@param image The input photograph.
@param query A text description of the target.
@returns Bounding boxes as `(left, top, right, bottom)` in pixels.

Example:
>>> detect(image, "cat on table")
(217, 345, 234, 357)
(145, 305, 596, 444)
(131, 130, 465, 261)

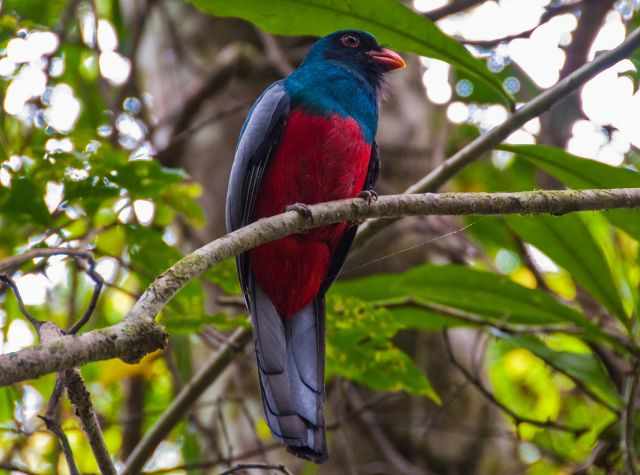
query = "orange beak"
(368, 48, 407, 71)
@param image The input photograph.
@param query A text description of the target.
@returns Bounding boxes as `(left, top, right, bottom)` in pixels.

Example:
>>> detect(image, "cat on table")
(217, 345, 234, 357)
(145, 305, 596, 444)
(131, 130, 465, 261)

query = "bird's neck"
(285, 62, 379, 143)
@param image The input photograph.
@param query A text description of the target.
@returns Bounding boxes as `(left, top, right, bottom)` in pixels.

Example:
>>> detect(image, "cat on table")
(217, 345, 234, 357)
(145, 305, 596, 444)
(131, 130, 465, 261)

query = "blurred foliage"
(0, 0, 639, 474)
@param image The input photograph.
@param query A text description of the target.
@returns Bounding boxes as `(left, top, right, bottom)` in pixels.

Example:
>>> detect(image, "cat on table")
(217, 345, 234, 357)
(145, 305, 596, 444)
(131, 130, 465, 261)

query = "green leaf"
(505, 214, 627, 322)
(500, 144, 640, 241)
(4, 0, 66, 27)
(326, 295, 439, 402)
(0, 176, 50, 226)
(188, 0, 513, 107)
(204, 258, 241, 295)
(0, 386, 19, 422)
(334, 264, 589, 327)
(494, 332, 622, 411)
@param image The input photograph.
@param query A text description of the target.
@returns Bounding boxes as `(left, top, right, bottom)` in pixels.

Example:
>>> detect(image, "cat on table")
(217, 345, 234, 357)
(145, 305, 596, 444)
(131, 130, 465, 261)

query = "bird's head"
(303, 30, 406, 89)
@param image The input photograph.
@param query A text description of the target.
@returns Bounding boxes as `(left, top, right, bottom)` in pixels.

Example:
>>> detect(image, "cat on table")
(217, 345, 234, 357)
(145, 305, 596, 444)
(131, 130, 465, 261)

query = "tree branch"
(63, 368, 117, 475)
(623, 365, 639, 475)
(122, 328, 252, 475)
(38, 323, 117, 475)
(2, 188, 640, 387)
(353, 26, 640, 247)
(442, 329, 586, 434)
(219, 463, 293, 475)
(461, 1, 584, 48)
(425, 0, 487, 21)
(0, 317, 167, 386)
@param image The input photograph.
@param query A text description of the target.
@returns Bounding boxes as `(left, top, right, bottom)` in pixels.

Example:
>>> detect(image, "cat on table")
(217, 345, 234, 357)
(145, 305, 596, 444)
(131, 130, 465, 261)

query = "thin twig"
(0, 247, 90, 273)
(461, 1, 584, 48)
(141, 443, 282, 475)
(38, 323, 117, 475)
(442, 329, 586, 434)
(68, 256, 103, 334)
(354, 26, 640, 248)
(218, 463, 293, 475)
(0, 463, 39, 475)
(38, 414, 80, 475)
(63, 368, 117, 475)
(623, 364, 640, 475)
(425, 0, 487, 21)
(0, 274, 42, 328)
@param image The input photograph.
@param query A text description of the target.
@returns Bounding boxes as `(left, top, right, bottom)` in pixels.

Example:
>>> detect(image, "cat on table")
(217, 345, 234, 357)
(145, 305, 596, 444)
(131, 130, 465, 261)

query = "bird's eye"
(340, 34, 360, 48)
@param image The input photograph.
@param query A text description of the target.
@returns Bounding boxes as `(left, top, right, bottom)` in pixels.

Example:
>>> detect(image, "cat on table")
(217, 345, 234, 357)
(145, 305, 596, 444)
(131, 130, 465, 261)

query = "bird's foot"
(358, 189, 378, 205)
(286, 202, 313, 221)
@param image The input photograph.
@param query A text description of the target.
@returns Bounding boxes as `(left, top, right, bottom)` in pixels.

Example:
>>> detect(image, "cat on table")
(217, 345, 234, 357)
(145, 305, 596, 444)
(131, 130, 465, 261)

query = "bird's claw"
(286, 202, 313, 221)
(358, 189, 378, 205)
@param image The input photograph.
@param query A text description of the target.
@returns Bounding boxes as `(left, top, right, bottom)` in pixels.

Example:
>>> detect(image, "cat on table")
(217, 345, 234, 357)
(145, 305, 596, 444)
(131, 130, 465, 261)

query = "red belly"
(250, 110, 372, 318)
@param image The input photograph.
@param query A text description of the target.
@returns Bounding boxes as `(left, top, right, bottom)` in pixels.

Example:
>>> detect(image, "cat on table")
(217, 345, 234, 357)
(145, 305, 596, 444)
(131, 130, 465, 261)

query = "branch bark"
(1, 188, 640, 387)
(0, 317, 167, 386)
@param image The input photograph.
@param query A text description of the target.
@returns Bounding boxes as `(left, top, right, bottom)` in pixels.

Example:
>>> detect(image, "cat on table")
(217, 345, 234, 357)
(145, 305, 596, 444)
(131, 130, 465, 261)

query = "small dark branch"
(38, 323, 117, 475)
(0, 463, 39, 475)
(68, 256, 104, 334)
(354, 26, 640, 247)
(44, 377, 65, 421)
(141, 443, 282, 475)
(63, 368, 117, 475)
(157, 0, 208, 75)
(540, 0, 616, 149)
(156, 101, 248, 157)
(514, 236, 550, 292)
(120, 375, 146, 459)
(0, 247, 91, 273)
(39, 411, 80, 475)
(326, 393, 401, 431)
(425, 0, 487, 21)
(0, 274, 42, 328)
(114, 0, 159, 111)
(347, 387, 428, 475)
(219, 463, 293, 475)
(623, 364, 640, 475)
(462, 1, 584, 48)
(217, 400, 234, 464)
(217, 295, 247, 308)
(238, 399, 268, 462)
(122, 328, 252, 475)
(257, 29, 294, 76)
(442, 329, 586, 434)
(156, 46, 258, 167)
(380, 297, 572, 334)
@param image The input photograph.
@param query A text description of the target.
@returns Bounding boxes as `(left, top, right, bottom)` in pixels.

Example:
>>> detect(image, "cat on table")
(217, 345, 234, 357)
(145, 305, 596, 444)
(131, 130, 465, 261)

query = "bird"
(225, 30, 405, 463)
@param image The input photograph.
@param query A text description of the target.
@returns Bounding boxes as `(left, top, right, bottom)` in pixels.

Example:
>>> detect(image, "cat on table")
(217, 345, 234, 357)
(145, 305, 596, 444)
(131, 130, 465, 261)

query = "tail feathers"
(250, 285, 327, 463)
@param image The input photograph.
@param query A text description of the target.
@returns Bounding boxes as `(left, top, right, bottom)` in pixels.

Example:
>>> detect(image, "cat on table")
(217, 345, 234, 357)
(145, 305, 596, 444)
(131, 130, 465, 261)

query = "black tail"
(250, 284, 327, 463)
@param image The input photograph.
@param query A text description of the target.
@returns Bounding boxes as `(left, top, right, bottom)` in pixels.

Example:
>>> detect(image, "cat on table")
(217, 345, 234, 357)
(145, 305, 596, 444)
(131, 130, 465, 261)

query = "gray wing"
(225, 80, 290, 293)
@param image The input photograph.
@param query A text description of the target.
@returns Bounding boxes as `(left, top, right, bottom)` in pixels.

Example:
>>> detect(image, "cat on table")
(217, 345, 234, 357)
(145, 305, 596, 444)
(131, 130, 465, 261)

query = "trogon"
(225, 30, 405, 463)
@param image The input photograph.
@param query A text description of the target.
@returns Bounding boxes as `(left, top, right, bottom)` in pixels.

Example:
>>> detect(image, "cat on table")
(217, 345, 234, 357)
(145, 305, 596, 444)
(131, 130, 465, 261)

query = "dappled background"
(2, 0, 640, 474)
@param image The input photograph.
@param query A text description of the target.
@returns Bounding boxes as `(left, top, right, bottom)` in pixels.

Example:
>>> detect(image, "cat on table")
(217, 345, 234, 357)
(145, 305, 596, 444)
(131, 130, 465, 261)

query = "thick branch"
(0, 317, 167, 386)
(1, 188, 640, 387)
(354, 26, 640, 247)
